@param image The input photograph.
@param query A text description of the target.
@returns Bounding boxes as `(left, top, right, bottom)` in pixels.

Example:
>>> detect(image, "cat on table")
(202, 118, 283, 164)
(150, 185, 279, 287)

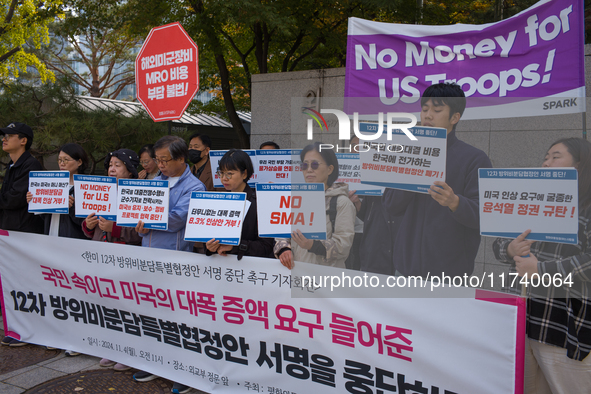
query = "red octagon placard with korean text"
(135, 22, 199, 122)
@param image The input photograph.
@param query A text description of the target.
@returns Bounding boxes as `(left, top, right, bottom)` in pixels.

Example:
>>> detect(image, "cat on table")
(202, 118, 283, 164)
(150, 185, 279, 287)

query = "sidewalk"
(0, 316, 206, 394)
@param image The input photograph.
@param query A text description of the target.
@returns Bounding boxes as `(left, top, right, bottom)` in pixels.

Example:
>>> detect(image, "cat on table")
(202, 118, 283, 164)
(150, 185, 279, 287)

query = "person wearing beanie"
(82, 148, 142, 244)
(81, 148, 142, 370)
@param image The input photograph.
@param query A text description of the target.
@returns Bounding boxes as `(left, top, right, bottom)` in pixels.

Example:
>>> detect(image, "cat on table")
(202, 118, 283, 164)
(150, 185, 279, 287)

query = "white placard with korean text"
(359, 124, 447, 193)
(336, 153, 384, 196)
(184, 191, 247, 245)
(256, 149, 299, 183)
(116, 179, 169, 230)
(256, 183, 327, 239)
(28, 171, 70, 214)
(209, 150, 258, 188)
(479, 168, 579, 244)
(74, 175, 118, 221)
(1, 231, 525, 394)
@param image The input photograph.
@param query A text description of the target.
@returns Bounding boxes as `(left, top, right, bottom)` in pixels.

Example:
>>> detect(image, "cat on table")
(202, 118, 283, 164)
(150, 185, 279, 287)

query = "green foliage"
(35, 0, 142, 98)
(0, 78, 166, 173)
(0, 0, 63, 82)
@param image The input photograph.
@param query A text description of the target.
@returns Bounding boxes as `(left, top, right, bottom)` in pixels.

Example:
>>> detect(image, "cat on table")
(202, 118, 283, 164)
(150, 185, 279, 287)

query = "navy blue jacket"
(382, 131, 492, 277)
(358, 196, 400, 275)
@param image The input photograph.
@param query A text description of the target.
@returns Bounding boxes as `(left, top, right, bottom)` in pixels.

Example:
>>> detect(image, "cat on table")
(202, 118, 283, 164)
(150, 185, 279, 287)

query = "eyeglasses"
(139, 160, 152, 166)
(216, 171, 235, 180)
(301, 161, 324, 171)
(1, 134, 17, 141)
(153, 157, 174, 165)
(57, 158, 74, 164)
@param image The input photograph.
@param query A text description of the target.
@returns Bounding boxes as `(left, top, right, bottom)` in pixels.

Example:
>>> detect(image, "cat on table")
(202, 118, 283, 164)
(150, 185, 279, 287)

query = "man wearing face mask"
(188, 133, 214, 191)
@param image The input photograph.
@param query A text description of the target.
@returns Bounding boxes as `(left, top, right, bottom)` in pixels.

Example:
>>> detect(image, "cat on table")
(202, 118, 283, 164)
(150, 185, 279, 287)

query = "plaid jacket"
(493, 208, 591, 361)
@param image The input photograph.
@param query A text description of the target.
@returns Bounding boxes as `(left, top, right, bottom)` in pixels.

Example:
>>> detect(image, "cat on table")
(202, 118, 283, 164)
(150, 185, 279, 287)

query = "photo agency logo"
(303, 107, 419, 152)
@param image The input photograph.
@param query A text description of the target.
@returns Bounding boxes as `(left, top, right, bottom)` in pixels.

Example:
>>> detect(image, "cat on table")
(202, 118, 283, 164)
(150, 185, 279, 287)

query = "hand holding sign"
(513, 254, 539, 278)
(292, 230, 313, 250)
(429, 181, 459, 212)
(278, 249, 294, 270)
(135, 220, 149, 234)
(507, 229, 535, 259)
(98, 217, 114, 232)
(85, 213, 99, 230)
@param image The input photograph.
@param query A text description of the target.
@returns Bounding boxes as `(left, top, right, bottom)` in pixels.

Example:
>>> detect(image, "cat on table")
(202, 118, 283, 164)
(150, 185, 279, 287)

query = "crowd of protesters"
(0, 82, 589, 394)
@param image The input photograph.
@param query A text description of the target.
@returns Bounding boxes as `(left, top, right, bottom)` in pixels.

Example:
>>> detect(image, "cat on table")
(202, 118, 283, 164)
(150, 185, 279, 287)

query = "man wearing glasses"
(0, 122, 44, 235)
(133, 135, 205, 391)
(135, 135, 205, 252)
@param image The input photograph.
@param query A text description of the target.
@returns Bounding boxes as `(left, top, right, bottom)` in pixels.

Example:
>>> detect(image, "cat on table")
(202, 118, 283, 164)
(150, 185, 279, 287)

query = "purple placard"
(344, 0, 585, 117)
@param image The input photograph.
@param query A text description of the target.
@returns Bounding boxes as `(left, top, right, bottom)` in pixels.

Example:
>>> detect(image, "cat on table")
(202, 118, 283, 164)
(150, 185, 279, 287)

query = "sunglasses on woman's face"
(301, 161, 324, 171)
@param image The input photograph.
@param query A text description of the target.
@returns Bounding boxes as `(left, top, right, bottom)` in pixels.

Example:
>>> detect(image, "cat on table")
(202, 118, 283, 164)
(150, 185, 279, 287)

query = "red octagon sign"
(135, 22, 199, 122)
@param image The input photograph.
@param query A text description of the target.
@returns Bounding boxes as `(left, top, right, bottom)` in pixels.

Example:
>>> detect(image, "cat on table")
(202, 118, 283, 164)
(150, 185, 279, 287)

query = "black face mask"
(188, 150, 202, 164)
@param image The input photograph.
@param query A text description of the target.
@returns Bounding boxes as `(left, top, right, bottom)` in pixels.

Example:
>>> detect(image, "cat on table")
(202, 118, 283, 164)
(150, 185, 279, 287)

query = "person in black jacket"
(0, 122, 43, 347)
(25, 143, 89, 355)
(205, 149, 274, 260)
(0, 122, 44, 234)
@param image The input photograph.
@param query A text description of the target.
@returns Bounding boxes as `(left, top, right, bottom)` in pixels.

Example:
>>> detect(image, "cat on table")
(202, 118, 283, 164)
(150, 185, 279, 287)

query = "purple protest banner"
(344, 0, 585, 120)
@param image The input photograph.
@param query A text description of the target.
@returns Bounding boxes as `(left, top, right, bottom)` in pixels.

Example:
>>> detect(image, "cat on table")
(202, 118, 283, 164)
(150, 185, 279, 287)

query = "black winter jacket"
(206, 183, 275, 260)
(42, 187, 86, 239)
(0, 151, 44, 233)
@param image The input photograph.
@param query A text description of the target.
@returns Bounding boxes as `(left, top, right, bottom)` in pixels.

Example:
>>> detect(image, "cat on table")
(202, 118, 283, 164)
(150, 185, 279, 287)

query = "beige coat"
(274, 182, 356, 268)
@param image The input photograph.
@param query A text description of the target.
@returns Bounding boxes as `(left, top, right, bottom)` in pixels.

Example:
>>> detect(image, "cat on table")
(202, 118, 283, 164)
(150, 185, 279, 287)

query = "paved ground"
(0, 316, 207, 394)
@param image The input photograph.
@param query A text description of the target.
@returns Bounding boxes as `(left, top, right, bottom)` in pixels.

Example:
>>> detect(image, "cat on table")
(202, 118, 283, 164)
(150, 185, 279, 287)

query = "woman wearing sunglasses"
(274, 142, 356, 269)
(205, 149, 274, 259)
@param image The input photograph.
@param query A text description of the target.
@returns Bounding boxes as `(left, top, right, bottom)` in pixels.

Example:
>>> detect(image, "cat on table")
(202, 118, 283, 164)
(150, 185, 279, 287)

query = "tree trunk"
(215, 52, 249, 148)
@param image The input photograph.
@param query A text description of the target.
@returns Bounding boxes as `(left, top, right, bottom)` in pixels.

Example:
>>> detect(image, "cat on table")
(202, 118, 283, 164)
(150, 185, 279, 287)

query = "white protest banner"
(336, 153, 384, 196)
(73, 175, 118, 221)
(345, 0, 585, 120)
(116, 179, 169, 230)
(256, 183, 327, 239)
(479, 167, 579, 244)
(256, 149, 299, 183)
(184, 191, 247, 245)
(209, 150, 258, 188)
(359, 124, 447, 193)
(0, 231, 525, 394)
(28, 171, 70, 214)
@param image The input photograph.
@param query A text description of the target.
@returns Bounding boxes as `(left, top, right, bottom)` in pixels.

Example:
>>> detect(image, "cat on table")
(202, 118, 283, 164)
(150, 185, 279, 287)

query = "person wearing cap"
(82, 149, 142, 245)
(0, 122, 44, 348)
(0, 122, 44, 235)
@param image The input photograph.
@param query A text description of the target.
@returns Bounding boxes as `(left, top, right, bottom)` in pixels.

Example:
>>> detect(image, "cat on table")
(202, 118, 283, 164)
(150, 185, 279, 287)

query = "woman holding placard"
(493, 137, 591, 393)
(274, 142, 356, 269)
(83, 149, 142, 244)
(82, 149, 141, 370)
(24, 143, 88, 352)
(26, 143, 88, 239)
(205, 149, 274, 259)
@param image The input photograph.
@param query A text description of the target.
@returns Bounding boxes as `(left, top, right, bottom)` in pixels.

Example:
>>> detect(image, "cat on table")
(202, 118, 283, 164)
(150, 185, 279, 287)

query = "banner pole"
(583, 112, 587, 140)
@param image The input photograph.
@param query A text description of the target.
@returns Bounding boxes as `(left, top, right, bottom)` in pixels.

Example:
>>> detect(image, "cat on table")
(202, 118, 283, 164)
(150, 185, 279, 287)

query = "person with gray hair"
(135, 135, 205, 251)
(133, 136, 205, 392)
